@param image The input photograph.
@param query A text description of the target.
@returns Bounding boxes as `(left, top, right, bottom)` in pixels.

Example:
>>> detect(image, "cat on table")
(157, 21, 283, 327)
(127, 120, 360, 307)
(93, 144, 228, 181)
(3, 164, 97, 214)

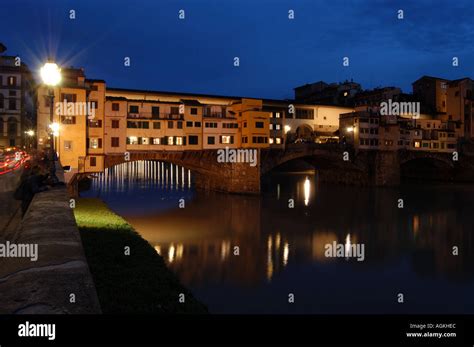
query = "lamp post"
(40, 62, 61, 185)
(40, 62, 61, 157)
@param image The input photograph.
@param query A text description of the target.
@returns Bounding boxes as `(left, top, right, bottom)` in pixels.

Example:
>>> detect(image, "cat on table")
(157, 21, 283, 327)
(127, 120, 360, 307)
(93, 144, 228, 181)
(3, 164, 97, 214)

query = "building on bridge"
(340, 110, 457, 153)
(37, 67, 106, 173)
(37, 67, 355, 176)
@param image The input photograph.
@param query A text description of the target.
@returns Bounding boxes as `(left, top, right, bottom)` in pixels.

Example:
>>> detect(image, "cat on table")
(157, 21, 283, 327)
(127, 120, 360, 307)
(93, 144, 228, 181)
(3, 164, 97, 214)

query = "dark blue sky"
(3, 0, 474, 99)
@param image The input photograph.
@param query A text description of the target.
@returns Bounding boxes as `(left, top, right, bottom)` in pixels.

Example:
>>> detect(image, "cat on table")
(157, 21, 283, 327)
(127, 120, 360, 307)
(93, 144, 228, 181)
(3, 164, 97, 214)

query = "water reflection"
(91, 161, 192, 194)
(82, 161, 474, 313)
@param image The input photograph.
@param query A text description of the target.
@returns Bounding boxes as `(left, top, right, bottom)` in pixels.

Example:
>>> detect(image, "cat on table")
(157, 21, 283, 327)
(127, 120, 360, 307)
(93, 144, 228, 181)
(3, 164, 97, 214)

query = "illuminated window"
(269, 124, 273, 130)
(153, 138, 160, 145)
(168, 136, 174, 145)
(275, 112, 280, 118)
(128, 136, 138, 145)
(7, 76, 16, 86)
(221, 135, 233, 144)
(142, 137, 149, 145)
(89, 138, 99, 149)
(275, 124, 281, 130)
(269, 138, 274, 144)
(414, 141, 421, 148)
(176, 136, 183, 145)
(276, 137, 281, 144)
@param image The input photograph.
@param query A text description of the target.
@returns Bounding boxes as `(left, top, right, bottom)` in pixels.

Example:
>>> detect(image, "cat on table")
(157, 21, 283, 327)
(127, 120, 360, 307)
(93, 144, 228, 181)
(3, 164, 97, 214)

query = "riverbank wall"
(0, 162, 101, 314)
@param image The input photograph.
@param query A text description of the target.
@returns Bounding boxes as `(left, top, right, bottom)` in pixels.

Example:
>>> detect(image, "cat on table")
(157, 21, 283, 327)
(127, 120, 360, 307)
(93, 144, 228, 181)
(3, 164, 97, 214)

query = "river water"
(82, 160, 474, 314)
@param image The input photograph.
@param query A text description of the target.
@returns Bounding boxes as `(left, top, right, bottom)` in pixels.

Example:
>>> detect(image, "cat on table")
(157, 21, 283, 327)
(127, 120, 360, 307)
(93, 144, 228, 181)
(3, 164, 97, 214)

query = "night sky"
(3, 0, 474, 99)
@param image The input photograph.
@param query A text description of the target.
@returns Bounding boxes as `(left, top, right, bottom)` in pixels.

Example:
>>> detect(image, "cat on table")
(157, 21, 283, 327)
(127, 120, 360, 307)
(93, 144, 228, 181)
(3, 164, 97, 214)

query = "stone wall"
(0, 164, 101, 314)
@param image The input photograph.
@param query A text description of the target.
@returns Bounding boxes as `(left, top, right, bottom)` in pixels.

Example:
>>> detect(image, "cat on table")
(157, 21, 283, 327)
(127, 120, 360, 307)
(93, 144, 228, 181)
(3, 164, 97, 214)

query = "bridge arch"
(399, 152, 455, 181)
(103, 150, 261, 194)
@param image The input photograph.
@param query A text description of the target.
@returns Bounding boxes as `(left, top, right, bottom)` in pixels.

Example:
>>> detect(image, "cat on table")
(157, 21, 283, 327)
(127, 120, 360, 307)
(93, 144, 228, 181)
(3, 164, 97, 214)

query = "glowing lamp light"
(40, 62, 62, 86)
(284, 125, 291, 133)
(346, 126, 354, 132)
(304, 176, 310, 206)
(49, 122, 60, 136)
(25, 130, 35, 137)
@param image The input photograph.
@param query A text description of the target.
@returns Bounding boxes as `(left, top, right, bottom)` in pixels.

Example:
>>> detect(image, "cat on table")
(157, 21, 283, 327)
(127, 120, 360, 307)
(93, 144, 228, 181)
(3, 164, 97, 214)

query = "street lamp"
(24, 130, 35, 149)
(40, 62, 61, 156)
(49, 122, 60, 137)
(41, 62, 61, 185)
(49, 122, 60, 158)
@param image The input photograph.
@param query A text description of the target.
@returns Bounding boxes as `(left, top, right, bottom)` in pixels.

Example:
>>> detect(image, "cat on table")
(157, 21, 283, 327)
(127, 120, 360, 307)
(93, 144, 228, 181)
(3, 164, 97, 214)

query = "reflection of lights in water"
(93, 160, 192, 194)
(154, 245, 161, 255)
(176, 243, 184, 260)
(304, 177, 310, 206)
(181, 167, 185, 188)
(170, 165, 173, 187)
(283, 242, 289, 266)
(344, 234, 351, 259)
(175, 165, 179, 186)
(275, 233, 281, 250)
(168, 244, 176, 263)
(413, 215, 420, 235)
(220, 240, 231, 261)
(277, 184, 280, 200)
(267, 235, 273, 281)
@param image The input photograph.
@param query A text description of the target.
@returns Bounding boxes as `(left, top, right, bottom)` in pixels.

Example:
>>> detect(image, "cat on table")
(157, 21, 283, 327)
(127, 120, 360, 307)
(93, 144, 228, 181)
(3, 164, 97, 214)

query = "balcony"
(203, 112, 236, 119)
(127, 112, 184, 120)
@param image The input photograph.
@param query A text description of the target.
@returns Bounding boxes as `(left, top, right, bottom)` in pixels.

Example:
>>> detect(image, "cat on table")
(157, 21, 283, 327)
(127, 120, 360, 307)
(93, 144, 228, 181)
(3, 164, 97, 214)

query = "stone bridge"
(104, 150, 261, 194)
(81, 145, 470, 195)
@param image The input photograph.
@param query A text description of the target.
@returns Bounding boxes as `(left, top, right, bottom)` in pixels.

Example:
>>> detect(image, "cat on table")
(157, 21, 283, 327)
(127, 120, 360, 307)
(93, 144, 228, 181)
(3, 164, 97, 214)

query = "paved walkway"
(0, 163, 101, 314)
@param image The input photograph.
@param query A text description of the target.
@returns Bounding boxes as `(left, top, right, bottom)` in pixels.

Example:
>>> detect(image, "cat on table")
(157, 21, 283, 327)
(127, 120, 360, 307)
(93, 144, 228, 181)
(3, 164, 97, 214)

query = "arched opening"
(295, 124, 313, 143)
